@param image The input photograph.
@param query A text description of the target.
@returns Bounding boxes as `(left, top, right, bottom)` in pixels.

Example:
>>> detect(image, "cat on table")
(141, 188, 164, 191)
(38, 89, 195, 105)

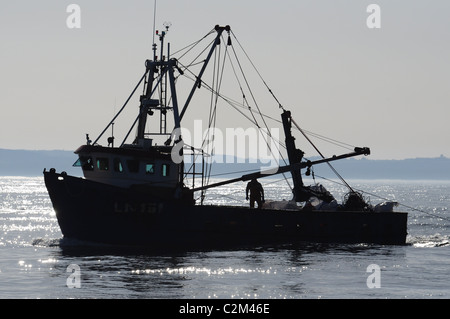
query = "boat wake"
(31, 236, 179, 255)
(407, 234, 450, 248)
(32, 238, 63, 247)
(32, 237, 115, 249)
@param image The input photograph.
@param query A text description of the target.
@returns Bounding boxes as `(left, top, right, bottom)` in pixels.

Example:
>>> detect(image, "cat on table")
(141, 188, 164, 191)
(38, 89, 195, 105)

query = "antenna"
(152, 0, 157, 60)
(163, 21, 172, 32)
(109, 98, 116, 147)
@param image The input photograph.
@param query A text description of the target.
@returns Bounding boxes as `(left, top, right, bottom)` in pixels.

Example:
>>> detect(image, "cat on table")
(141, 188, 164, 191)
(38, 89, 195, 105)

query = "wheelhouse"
(73, 142, 180, 189)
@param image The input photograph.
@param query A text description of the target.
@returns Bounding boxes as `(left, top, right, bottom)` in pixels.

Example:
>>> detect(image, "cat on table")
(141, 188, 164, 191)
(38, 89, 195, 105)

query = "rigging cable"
(226, 36, 292, 190)
(173, 30, 304, 193)
(174, 30, 362, 197)
(290, 116, 356, 193)
(94, 70, 149, 146)
(231, 31, 285, 111)
(229, 41, 271, 134)
(203, 40, 227, 193)
(171, 29, 216, 60)
(229, 30, 362, 192)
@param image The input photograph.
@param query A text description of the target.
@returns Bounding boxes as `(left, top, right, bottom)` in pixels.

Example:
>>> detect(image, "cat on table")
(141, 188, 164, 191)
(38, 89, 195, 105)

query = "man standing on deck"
(246, 178, 265, 209)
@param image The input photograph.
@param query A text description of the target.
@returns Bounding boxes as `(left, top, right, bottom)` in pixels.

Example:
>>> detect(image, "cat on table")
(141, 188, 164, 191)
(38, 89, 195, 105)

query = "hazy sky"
(1, 0, 449, 160)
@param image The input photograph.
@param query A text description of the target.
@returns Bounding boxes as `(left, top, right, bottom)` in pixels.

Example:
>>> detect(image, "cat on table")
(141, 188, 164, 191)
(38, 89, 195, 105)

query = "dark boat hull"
(44, 170, 408, 250)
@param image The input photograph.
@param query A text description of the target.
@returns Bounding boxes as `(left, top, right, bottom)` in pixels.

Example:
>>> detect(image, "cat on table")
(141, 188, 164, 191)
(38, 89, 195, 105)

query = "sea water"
(0, 176, 449, 299)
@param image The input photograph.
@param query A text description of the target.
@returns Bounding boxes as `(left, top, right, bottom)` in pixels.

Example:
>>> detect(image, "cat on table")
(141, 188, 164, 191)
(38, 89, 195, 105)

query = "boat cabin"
(73, 138, 181, 189)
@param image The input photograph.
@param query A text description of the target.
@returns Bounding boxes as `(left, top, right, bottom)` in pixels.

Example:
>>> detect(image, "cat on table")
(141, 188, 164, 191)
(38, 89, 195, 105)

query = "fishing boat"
(44, 25, 408, 250)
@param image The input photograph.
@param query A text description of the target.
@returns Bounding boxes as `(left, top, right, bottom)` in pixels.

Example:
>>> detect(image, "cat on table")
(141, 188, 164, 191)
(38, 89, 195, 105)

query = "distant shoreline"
(1, 148, 450, 180)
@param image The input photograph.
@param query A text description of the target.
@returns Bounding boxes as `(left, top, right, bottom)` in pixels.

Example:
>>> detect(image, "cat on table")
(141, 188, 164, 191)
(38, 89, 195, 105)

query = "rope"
(229, 30, 363, 198)
(231, 31, 285, 111)
(203, 40, 229, 192)
(290, 116, 355, 193)
(171, 29, 216, 59)
(226, 36, 292, 190)
(175, 29, 361, 197)
(177, 43, 294, 191)
(93, 70, 148, 145)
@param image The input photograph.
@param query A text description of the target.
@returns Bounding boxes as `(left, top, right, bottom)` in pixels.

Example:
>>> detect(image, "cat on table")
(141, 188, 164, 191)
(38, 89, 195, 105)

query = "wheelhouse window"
(113, 158, 124, 173)
(162, 164, 170, 177)
(145, 163, 155, 174)
(127, 159, 139, 173)
(73, 156, 94, 171)
(96, 158, 109, 171)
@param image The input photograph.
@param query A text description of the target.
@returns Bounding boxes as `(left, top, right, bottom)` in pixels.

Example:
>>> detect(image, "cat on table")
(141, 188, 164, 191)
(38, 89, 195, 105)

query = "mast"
(133, 25, 230, 186)
(136, 25, 175, 143)
(137, 25, 229, 145)
(281, 110, 309, 202)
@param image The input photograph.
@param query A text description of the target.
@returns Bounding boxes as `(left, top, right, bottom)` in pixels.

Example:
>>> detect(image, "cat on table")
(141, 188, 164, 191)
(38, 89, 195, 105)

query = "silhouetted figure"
(246, 178, 265, 209)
